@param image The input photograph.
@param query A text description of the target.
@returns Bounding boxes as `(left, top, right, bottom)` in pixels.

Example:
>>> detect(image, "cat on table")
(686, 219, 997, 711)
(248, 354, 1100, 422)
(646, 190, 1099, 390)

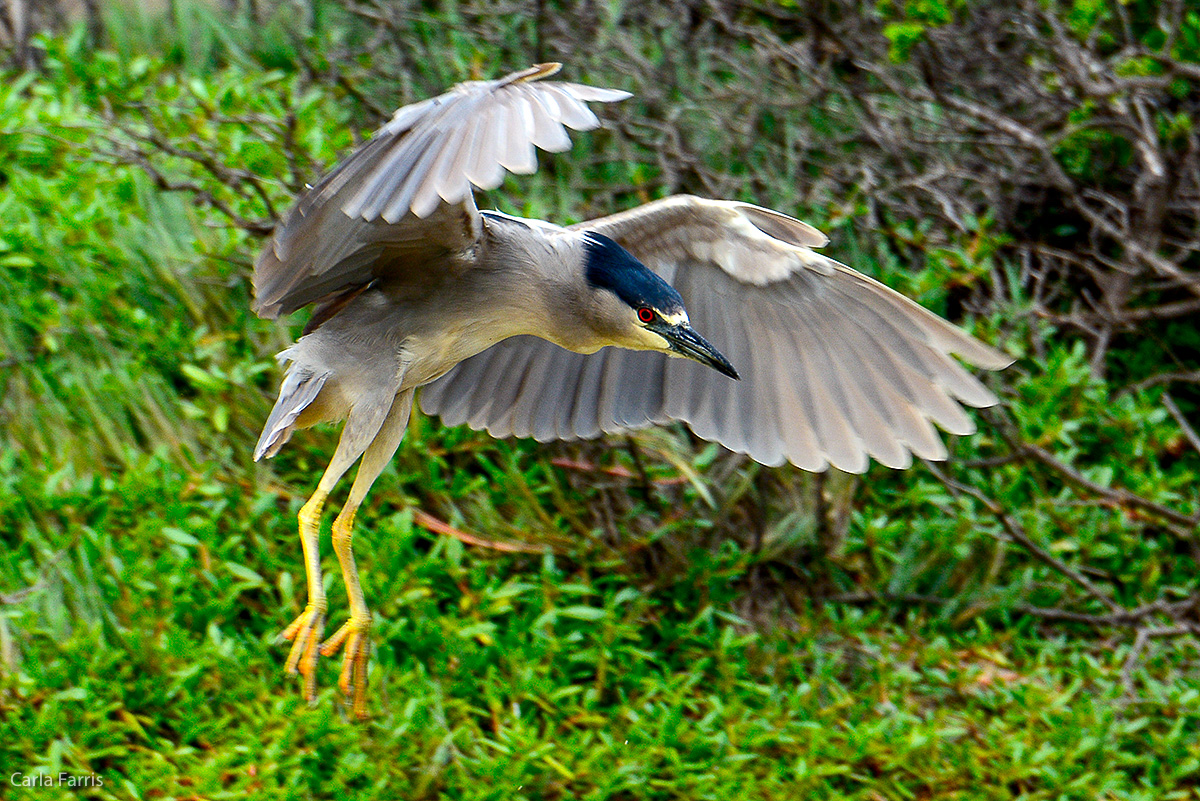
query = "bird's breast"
(398, 314, 535, 390)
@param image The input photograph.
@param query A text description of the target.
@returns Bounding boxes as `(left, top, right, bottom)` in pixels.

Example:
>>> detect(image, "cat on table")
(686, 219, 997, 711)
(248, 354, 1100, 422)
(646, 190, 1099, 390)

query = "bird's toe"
(280, 603, 327, 702)
(321, 614, 373, 720)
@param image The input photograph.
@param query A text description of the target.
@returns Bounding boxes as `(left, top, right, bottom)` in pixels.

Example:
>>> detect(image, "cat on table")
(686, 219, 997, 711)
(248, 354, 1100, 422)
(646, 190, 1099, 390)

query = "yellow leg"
(275, 405, 372, 704)
(319, 389, 414, 719)
(279, 490, 328, 702)
(321, 504, 371, 719)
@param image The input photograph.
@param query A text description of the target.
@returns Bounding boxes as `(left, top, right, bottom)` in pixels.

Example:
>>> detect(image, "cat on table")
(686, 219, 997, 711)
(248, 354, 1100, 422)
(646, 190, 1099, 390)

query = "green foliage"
(878, 0, 959, 61)
(882, 21, 928, 62)
(4, 447, 1199, 799)
(2, 8, 1199, 800)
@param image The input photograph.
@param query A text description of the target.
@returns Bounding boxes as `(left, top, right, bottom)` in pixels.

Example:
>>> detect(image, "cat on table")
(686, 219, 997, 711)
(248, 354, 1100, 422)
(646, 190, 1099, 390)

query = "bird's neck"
(475, 217, 601, 351)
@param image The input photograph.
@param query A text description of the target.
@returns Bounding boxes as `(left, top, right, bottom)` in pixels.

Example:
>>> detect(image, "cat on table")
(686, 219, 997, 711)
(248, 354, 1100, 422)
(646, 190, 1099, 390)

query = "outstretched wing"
(420, 195, 1011, 473)
(253, 63, 631, 318)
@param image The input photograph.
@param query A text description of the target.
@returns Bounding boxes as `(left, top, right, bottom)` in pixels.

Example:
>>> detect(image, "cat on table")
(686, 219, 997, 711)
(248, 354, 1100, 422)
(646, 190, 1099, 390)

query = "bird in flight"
(252, 63, 1011, 718)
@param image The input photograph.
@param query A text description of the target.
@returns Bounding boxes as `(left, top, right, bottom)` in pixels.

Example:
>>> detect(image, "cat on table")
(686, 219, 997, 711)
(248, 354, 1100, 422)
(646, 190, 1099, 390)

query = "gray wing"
(253, 63, 631, 318)
(420, 196, 1012, 474)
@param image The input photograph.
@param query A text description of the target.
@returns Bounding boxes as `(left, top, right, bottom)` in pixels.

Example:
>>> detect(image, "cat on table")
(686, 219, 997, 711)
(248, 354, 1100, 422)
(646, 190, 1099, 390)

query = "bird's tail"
(254, 352, 330, 461)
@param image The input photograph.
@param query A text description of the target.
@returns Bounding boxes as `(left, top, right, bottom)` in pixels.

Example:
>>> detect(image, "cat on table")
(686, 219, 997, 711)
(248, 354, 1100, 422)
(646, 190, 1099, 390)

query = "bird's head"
(581, 232, 739, 379)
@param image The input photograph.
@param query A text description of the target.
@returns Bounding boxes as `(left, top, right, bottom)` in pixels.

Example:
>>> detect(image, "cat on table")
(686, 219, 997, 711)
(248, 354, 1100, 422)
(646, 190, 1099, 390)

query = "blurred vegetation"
(1, 0, 1199, 798)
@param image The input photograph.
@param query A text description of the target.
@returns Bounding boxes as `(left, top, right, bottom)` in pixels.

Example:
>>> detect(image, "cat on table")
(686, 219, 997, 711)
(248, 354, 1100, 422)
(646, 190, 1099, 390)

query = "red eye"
(638, 307, 654, 324)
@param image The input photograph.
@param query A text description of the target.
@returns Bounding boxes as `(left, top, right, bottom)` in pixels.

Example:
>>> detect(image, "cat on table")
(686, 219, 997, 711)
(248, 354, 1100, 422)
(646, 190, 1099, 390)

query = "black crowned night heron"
(252, 63, 1011, 717)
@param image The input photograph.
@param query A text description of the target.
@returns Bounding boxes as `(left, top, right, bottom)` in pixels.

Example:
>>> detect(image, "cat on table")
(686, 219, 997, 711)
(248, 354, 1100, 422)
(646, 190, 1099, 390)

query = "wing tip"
(972, 346, 1016, 372)
(500, 62, 563, 86)
(251, 297, 282, 319)
(945, 335, 1015, 373)
(734, 202, 830, 249)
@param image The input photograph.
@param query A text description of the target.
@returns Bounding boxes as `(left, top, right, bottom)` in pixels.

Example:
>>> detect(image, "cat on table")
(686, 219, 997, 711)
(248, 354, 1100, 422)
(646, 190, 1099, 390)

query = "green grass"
(2, 14, 1200, 800)
(4, 447, 1197, 800)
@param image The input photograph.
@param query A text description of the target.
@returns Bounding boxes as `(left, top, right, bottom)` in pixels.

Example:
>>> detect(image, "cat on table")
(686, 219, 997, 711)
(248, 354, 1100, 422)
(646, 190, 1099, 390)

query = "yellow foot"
(279, 603, 326, 703)
(320, 615, 372, 719)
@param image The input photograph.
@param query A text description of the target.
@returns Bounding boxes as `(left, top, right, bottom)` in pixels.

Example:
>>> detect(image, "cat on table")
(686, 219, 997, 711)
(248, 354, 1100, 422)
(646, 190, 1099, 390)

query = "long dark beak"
(652, 322, 739, 380)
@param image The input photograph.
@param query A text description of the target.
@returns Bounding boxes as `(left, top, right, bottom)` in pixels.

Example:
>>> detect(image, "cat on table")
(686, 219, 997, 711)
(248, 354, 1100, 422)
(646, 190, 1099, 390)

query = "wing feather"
(568, 350, 610, 440)
(813, 296, 922, 465)
(593, 347, 633, 431)
(379, 131, 445, 223)
(788, 301, 871, 472)
(817, 278, 977, 434)
(807, 297, 914, 468)
(464, 342, 527, 430)
(738, 303, 789, 467)
(252, 64, 630, 319)
(434, 345, 497, 425)
(506, 343, 562, 440)
(465, 101, 509, 189)
(557, 84, 634, 103)
(544, 85, 600, 129)
(422, 195, 1010, 472)
(478, 342, 548, 439)
(498, 94, 538, 174)
(754, 301, 829, 470)
(525, 86, 573, 151)
(705, 281, 754, 458)
(536, 347, 583, 441)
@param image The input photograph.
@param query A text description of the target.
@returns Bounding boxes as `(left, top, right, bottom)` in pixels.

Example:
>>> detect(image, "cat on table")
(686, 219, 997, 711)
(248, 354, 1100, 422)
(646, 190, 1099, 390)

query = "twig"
(1121, 625, 1200, 695)
(926, 462, 1123, 613)
(549, 457, 687, 485)
(410, 508, 543, 554)
(1015, 598, 1200, 628)
(1162, 392, 1200, 457)
(101, 145, 275, 236)
(827, 592, 949, 606)
(1017, 441, 1198, 530)
(624, 435, 657, 508)
(1129, 370, 1200, 393)
(0, 549, 66, 604)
